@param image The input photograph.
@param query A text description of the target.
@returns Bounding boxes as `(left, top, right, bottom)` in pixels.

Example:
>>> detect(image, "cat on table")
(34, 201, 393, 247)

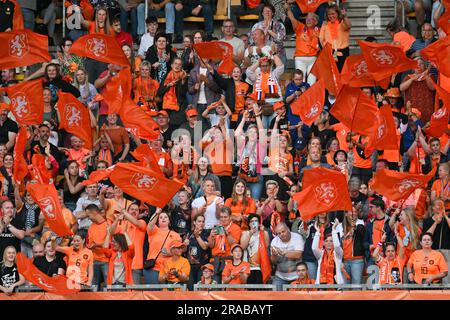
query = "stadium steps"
(346, 0, 396, 53)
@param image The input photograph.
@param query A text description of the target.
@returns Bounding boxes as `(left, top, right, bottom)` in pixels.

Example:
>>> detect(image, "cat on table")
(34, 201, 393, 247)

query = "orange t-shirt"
(233, 82, 250, 122)
(343, 237, 364, 261)
(393, 31, 416, 52)
(376, 256, 405, 284)
(146, 226, 181, 271)
(370, 219, 385, 252)
(294, 22, 320, 57)
(224, 198, 257, 218)
(353, 144, 372, 169)
(408, 249, 448, 284)
(60, 247, 94, 284)
(67, 148, 91, 171)
(105, 198, 134, 223)
(212, 223, 242, 257)
(269, 150, 293, 174)
(201, 140, 233, 176)
(102, 127, 130, 156)
(408, 147, 426, 173)
(114, 219, 147, 270)
(222, 260, 251, 284)
(159, 256, 191, 283)
(331, 123, 350, 151)
(289, 277, 315, 290)
(154, 150, 173, 175)
(87, 220, 110, 262)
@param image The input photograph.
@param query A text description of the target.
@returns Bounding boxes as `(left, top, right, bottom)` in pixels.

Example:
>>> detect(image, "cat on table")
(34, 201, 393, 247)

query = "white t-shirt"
(198, 67, 208, 104)
(209, 113, 230, 129)
(244, 45, 272, 66)
(270, 232, 305, 281)
(220, 36, 245, 59)
(138, 33, 154, 57)
(191, 196, 220, 229)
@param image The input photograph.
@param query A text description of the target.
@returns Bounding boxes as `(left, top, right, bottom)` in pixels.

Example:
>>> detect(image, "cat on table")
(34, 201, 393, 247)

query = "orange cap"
(385, 87, 401, 98)
(201, 263, 214, 272)
(273, 101, 285, 111)
(186, 109, 198, 118)
(170, 240, 186, 249)
(157, 110, 169, 117)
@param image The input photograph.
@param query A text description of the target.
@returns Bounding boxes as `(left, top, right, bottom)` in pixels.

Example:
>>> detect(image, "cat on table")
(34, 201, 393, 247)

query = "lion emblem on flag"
(314, 182, 337, 206)
(131, 173, 157, 190)
(64, 104, 82, 127)
(10, 93, 29, 119)
(86, 37, 107, 58)
(370, 49, 397, 66)
(39, 197, 56, 220)
(395, 179, 420, 194)
(305, 102, 321, 119)
(9, 33, 29, 58)
(351, 59, 368, 78)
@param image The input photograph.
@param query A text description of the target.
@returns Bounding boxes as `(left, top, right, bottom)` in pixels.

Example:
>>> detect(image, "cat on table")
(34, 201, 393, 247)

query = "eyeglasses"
(223, 25, 233, 28)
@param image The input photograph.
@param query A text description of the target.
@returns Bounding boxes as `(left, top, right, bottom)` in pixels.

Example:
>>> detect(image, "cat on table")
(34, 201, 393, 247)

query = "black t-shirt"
(33, 256, 67, 277)
(0, 1, 15, 32)
(0, 118, 18, 145)
(0, 217, 25, 258)
(170, 206, 192, 238)
(0, 264, 20, 288)
(187, 230, 210, 266)
(161, 125, 176, 150)
(57, 177, 86, 205)
(269, 116, 289, 132)
(423, 217, 450, 250)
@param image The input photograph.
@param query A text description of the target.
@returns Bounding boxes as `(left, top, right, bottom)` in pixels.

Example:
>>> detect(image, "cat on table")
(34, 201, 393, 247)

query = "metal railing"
(16, 284, 97, 293)
(194, 284, 277, 291)
(106, 284, 187, 292)
(283, 284, 450, 291)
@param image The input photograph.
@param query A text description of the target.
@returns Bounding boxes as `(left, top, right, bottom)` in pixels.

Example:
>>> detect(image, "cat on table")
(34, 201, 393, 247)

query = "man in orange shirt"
(158, 240, 191, 284)
(222, 244, 250, 285)
(150, 134, 173, 178)
(53, 232, 94, 287)
(208, 206, 242, 283)
(86, 204, 110, 289)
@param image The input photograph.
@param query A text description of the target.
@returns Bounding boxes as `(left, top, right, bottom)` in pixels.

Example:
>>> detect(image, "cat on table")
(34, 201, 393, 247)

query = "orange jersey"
(222, 261, 251, 284)
(294, 23, 320, 57)
(331, 123, 350, 151)
(233, 82, 249, 122)
(201, 140, 233, 176)
(146, 226, 181, 271)
(396, 224, 421, 262)
(87, 220, 110, 262)
(60, 247, 93, 284)
(269, 150, 293, 174)
(114, 219, 147, 270)
(224, 198, 257, 218)
(408, 250, 448, 284)
(289, 277, 316, 290)
(159, 257, 191, 283)
(431, 179, 450, 210)
(343, 237, 364, 261)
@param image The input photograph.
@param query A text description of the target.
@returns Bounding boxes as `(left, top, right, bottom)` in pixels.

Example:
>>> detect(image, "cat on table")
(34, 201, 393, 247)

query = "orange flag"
(359, 40, 418, 81)
(102, 67, 132, 114)
(57, 91, 93, 149)
(367, 105, 399, 151)
(13, 127, 28, 184)
(119, 99, 160, 141)
(340, 54, 390, 89)
(310, 43, 341, 96)
(69, 33, 129, 66)
(10, 0, 24, 30)
(369, 168, 436, 201)
(295, 0, 328, 13)
(0, 79, 44, 125)
(0, 29, 50, 69)
(16, 253, 81, 294)
(193, 41, 234, 75)
(290, 79, 325, 126)
(258, 230, 272, 284)
(109, 162, 183, 208)
(81, 168, 113, 186)
(26, 182, 74, 237)
(421, 36, 450, 77)
(425, 107, 449, 138)
(293, 167, 352, 221)
(131, 144, 163, 174)
(30, 153, 52, 184)
(330, 85, 378, 136)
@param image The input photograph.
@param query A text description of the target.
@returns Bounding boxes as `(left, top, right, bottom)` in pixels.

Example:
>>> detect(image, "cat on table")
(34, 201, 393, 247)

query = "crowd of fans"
(0, 0, 449, 295)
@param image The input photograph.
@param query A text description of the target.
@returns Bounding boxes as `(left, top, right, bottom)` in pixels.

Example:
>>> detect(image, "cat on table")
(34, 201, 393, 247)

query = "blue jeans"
(93, 261, 109, 288)
(120, 8, 139, 38)
(143, 268, 160, 284)
(344, 259, 365, 285)
(138, 2, 175, 34)
(22, 8, 35, 30)
(248, 177, 264, 200)
(305, 261, 318, 281)
(132, 269, 143, 285)
(175, 4, 214, 35)
(262, 113, 276, 129)
(136, 3, 146, 36)
(272, 275, 293, 291)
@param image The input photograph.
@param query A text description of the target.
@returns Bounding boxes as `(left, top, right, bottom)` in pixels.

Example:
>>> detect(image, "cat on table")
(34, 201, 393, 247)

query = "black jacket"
(156, 72, 188, 126)
(212, 69, 250, 114)
(145, 45, 177, 82)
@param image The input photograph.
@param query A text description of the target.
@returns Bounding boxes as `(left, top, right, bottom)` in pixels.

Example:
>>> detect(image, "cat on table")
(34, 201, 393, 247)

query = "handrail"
(194, 284, 277, 291)
(282, 284, 450, 291)
(106, 284, 187, 291)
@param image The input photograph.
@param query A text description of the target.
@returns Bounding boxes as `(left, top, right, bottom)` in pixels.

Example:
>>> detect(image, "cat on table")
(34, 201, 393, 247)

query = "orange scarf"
(98, 149, 113, 166)
(162, 71, 182, 111)
(320, 249, 335, 284)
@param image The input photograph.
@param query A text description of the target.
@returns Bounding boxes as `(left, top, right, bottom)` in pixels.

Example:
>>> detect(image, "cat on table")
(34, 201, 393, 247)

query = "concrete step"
(347, 1, 395, 8)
